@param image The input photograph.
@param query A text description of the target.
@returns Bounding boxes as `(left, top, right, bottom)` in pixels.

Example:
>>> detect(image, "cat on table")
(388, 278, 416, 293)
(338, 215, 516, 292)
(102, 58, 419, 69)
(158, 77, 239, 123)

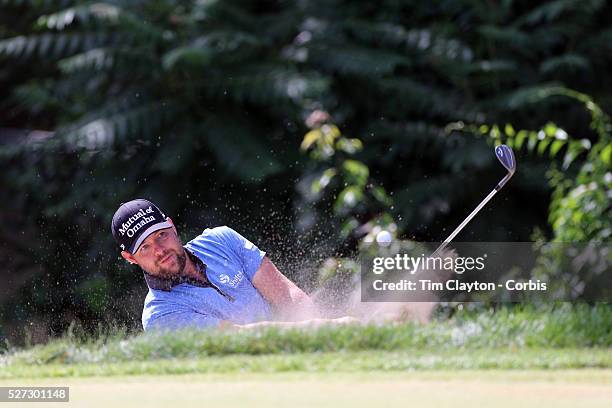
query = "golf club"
(430, 144, 516, 258)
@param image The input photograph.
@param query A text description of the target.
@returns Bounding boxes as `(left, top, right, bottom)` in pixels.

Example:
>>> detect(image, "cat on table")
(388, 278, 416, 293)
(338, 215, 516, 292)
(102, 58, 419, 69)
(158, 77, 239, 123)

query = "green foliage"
(299, 120, 394, 243)
(0, 0, 611, 342)
(0, 0, 327, 343)
(448, 120, 590, 170)
(449, 89, 611, 301)
(548, 144, 610, 243)
(450, 87, 611, 243)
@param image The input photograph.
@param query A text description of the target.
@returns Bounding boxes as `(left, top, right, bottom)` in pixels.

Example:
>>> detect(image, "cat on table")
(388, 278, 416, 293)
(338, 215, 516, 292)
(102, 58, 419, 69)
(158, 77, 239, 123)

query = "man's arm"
(251, 256, 320, 321)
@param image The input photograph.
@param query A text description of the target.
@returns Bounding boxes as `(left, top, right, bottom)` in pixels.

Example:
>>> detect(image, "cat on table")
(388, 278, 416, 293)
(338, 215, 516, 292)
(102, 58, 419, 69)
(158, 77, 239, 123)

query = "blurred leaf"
(301, 129, 322, 151)
(600, 144, 611, 166)
(336, 138, 363, 154)
(311, 168, 337, 194)
(342, 159, 369, 187)
(334, 186, 363, 214)
(162, 47, 213, 70)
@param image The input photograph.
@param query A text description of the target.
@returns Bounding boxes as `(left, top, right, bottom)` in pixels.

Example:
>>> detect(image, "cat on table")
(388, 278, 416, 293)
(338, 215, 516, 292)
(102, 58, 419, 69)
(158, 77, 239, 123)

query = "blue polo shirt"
(141, 226, 272, 331)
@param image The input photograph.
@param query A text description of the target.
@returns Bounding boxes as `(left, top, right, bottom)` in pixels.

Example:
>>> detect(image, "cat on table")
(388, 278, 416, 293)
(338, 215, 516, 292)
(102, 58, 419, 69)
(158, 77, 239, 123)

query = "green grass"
(0, 304, 610, 378)
(1, 349, 611, 379)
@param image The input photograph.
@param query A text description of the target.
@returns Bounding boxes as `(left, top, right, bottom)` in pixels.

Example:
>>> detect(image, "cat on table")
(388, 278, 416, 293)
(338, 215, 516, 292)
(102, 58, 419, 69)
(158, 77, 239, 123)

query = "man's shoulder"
(186, 225, 239, 247)
(192, 225, 232, 239)
(186, 226, 263, 270)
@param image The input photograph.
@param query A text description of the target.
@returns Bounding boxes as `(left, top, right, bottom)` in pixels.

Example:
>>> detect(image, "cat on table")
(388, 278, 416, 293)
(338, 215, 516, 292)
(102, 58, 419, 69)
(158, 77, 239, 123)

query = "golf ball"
(376, 230, 392, 246)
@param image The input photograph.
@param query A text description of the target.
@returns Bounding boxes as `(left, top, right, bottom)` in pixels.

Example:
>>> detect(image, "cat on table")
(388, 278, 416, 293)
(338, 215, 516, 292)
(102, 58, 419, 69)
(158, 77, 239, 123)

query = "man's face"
(126, 227, 186, 278)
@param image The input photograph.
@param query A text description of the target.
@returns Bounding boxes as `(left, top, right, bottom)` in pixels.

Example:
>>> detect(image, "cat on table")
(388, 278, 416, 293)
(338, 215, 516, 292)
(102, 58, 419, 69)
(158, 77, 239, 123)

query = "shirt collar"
(143, 247, 209, 292)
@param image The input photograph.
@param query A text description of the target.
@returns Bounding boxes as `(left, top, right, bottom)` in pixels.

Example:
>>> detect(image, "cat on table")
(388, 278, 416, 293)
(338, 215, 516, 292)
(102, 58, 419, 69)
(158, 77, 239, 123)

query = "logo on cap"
(118, 206, 156, 238)
(111, 199, 171, 254)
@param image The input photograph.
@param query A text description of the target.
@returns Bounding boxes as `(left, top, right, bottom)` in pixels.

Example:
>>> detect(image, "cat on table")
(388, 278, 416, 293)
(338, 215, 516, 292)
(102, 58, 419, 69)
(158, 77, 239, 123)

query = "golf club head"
(495, 144, 516, 175)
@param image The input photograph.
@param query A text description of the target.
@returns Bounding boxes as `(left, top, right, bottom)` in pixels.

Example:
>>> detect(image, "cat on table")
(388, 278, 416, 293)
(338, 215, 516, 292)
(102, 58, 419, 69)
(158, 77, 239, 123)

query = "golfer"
(112, 199, 353, 331)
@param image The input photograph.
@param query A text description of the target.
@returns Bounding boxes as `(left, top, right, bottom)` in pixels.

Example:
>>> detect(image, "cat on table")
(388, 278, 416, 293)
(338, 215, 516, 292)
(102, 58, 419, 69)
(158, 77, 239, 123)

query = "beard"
(152, 248, 187, 278)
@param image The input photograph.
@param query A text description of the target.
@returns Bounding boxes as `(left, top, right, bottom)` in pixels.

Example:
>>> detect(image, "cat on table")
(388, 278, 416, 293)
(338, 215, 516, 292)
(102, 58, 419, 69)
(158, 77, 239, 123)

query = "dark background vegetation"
(0, 0, 610, 346)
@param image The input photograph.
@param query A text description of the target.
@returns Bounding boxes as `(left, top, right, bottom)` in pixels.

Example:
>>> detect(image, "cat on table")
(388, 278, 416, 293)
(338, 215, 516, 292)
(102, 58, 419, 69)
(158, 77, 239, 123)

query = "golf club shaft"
(430, 144, 516, 259)
(431, 188, 498, 258)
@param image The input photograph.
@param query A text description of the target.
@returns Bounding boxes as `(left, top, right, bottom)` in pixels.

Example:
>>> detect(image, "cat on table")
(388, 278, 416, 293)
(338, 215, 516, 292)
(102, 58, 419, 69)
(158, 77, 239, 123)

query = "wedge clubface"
(494, 144, 516, 189)
(431, 144, 517, 258)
